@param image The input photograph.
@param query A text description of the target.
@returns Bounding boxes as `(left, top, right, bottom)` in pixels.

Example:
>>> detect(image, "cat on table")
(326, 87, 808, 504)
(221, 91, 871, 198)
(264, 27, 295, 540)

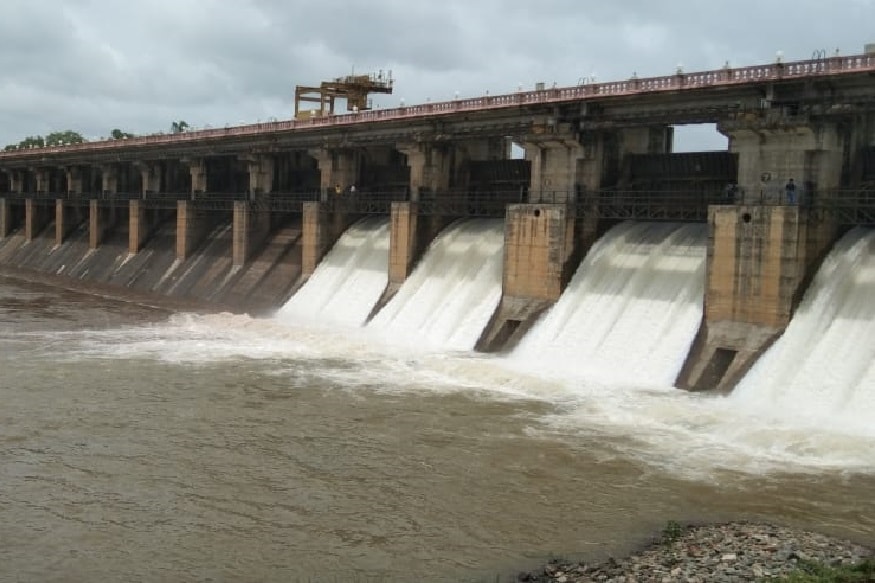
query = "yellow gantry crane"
(294, 71, 394, 119)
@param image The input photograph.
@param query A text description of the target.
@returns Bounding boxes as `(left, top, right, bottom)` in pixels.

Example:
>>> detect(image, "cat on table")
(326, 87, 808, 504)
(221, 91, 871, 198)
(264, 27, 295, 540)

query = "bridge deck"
(2, 53, 874, 161)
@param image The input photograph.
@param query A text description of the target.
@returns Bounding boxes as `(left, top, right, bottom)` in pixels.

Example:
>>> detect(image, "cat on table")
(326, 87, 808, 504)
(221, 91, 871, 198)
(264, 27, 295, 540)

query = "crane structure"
(294, 71, 394, 119)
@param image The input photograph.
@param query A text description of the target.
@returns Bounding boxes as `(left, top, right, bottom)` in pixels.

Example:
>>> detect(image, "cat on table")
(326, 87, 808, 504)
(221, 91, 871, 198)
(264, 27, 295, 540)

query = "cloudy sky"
(1, 0, 873, 150)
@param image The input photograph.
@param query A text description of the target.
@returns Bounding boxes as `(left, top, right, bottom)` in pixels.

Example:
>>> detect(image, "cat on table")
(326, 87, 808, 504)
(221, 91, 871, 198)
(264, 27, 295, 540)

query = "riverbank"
(519, 522, 874, 582)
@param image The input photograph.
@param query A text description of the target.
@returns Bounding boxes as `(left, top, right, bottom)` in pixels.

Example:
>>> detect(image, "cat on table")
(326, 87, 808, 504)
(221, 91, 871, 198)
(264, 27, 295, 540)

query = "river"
(1, 275, 873, 582)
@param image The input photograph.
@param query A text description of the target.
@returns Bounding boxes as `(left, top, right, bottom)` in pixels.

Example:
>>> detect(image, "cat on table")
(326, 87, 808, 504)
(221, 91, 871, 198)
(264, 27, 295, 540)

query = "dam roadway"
(1, 50, 875, 391)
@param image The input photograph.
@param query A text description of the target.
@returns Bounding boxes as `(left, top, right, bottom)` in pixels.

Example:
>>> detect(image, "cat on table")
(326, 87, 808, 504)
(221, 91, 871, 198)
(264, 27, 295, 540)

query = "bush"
(778, 559, 875, 582)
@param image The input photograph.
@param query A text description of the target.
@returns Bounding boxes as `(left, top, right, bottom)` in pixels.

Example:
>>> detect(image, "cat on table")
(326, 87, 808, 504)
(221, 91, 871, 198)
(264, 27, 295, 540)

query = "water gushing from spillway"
(277, 217, 389, 327)
(731, 227, 875, 435)
(367, 219, 504, 351)
(510, 221, 708, 387)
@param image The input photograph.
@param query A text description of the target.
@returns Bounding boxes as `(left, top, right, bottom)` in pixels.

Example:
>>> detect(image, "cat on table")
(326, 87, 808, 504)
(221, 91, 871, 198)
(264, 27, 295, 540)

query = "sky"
(1, 0, 873, 151)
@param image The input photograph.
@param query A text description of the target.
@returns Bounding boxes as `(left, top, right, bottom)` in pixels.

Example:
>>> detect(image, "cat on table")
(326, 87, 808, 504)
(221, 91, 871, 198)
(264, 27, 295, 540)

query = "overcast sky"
(1, 0, 873, 151)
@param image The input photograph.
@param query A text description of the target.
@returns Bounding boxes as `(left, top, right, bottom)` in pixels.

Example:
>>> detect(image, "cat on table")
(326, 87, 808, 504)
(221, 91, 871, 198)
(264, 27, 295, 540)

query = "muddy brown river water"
(1, 276, 873, 582)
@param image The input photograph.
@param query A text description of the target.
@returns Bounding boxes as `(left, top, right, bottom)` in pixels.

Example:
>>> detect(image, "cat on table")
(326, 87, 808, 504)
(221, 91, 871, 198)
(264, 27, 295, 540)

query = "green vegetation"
(4, 130, 85, 151)
(661, 520, 685, 544)
(110, 128, 135, 140)
(776, 559, 875, 582)
(170, 120, 189, 134)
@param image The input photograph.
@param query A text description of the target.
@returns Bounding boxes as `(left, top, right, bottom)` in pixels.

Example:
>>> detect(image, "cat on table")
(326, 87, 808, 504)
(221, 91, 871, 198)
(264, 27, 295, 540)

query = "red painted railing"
(2, 53, 874, 160)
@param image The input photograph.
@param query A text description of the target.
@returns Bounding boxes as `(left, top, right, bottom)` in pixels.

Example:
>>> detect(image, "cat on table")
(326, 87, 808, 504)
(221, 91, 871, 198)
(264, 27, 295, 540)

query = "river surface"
(1, 276, 873, 582)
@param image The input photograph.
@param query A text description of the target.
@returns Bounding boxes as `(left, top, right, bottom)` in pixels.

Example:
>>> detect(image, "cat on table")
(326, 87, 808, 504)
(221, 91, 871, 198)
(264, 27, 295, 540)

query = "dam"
(1, 50, 875, 392)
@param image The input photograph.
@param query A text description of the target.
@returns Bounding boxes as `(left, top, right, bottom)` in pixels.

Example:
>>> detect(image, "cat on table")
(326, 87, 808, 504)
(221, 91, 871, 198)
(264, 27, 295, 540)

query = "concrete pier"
(369, 201, 453, 316)
(129, 200, 151, 254)
(232, 201, 271, 267)
(88, 199, 112, 250)
(25, 199, 50, 242)
(677, 205, 838, 391)
(176, 200, 207, 261)
(477, 203, 585, 351)
(0, 199, 13, 238)
(0, 50, 871, 388)
(54, 199, 80, 246)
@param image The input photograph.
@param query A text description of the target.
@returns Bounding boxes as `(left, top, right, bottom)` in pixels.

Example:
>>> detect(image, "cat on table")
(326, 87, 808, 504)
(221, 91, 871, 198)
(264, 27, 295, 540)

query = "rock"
(519, 522, 873, 583)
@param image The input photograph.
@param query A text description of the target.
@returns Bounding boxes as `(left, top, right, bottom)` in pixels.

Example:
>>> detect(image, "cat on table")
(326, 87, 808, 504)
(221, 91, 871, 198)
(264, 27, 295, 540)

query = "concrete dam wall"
(0, 210, 304, 315)
(2, 194, 872, 399)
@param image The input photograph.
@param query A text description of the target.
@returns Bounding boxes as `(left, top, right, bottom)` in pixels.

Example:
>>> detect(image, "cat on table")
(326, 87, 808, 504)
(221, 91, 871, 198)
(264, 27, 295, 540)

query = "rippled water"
(1, 276, 873, 583)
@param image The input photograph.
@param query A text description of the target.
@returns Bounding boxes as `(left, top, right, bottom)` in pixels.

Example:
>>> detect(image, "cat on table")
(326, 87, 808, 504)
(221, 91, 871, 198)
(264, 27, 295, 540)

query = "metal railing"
(572, 188, 875, 224)
(2, 189, 873, 224)
(2, 53, 874, 161)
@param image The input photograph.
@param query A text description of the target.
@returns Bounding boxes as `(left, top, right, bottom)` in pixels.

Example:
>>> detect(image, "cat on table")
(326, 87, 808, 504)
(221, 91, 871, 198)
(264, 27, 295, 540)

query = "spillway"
(368, 219, 504, 351)
(277, 217, 389, 327)
(732, 227, 875, 432)
(511, 221, 708, 387)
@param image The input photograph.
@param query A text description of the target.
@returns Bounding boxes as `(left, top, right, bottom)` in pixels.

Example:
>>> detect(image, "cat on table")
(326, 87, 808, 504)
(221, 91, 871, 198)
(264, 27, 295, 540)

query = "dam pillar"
(369, 201, 454, 316)
(301, 202, 329, 277)
(477, 203, 583, 352)
(718, 119, 844, 203)
(128, 200, 148, 254)
(300, 200, 360, 278)
(187, 159, 207, 194)
(398, 143, 451, 201)
(136, 162, 162, 195)
(678, 120, 846, 391)
(55, 199, 70, 245)
(25, 198, 51, 242)
(176, 200, 208, 260)
(524, 122, 585, 203)
(310, 148, 360, 200)
(231, 156, 274, 267)
(8, 170, 23, 194)
(33, 169, 50, 194)
(245, 155, 275, 197)
(100, 165, 118, 194)
(232, 200, 271, 267)
(65, 167, 83, 196)
(89, 199, 106, 249)
(0, 199, 12, 238)
(388, 202, 422, 284)
(677, 205, 838, 392)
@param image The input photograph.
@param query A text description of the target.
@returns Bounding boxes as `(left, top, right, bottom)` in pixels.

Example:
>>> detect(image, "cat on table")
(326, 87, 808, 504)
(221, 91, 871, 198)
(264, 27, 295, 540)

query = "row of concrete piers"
(0, 187, 855, 392)
(1, 112, 873, 391)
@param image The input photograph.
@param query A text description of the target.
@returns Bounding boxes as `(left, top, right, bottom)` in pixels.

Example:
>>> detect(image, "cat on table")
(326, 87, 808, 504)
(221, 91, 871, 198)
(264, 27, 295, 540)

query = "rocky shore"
(518, 522, 873, 582)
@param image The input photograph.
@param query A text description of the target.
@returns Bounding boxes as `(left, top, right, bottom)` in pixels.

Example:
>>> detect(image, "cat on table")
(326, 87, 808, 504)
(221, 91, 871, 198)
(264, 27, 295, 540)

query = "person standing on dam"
(724, 181, 739, 204)
(785, 178, 797, 204)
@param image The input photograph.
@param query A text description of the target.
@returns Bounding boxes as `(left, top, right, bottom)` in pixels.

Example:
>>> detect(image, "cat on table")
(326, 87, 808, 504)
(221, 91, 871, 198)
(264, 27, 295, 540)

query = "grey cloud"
(1, 0, 873, 148)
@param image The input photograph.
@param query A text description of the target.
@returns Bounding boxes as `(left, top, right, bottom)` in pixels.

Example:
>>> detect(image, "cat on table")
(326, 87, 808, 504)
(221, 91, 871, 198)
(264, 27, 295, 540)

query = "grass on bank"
(776, 559, 875, 582)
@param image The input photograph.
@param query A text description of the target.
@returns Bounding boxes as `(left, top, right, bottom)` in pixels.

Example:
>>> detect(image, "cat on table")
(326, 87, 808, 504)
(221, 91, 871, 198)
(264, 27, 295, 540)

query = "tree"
(4, 135, 45, 151)
(110, 128, 135, 140)
(170, 120, 189, 134)
(4, 130, 85, 151)
(44, 130, 84, 146)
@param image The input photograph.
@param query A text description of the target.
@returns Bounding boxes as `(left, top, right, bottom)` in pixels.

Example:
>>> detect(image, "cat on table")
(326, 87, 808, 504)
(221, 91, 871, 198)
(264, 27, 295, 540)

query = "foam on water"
(367, 219, 504, 351)
(32, 223, 875, 477)
(730, 227, 875, 435)
(277, 216, 389, 328)
(510, 221, 707, 387)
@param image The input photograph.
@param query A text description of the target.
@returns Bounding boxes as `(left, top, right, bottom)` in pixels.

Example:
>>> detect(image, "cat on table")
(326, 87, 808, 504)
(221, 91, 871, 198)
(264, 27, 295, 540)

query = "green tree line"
(3, 121, 189, 151)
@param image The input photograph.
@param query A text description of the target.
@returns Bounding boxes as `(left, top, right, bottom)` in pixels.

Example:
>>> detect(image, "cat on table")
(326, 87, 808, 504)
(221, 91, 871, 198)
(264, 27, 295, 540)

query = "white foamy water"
(28, 223, 875, 476)
(730, 227, 875, 435)
(278, 217, 389, 327)
(367, 219, 504, 351)
(511, 221, 707, 387)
